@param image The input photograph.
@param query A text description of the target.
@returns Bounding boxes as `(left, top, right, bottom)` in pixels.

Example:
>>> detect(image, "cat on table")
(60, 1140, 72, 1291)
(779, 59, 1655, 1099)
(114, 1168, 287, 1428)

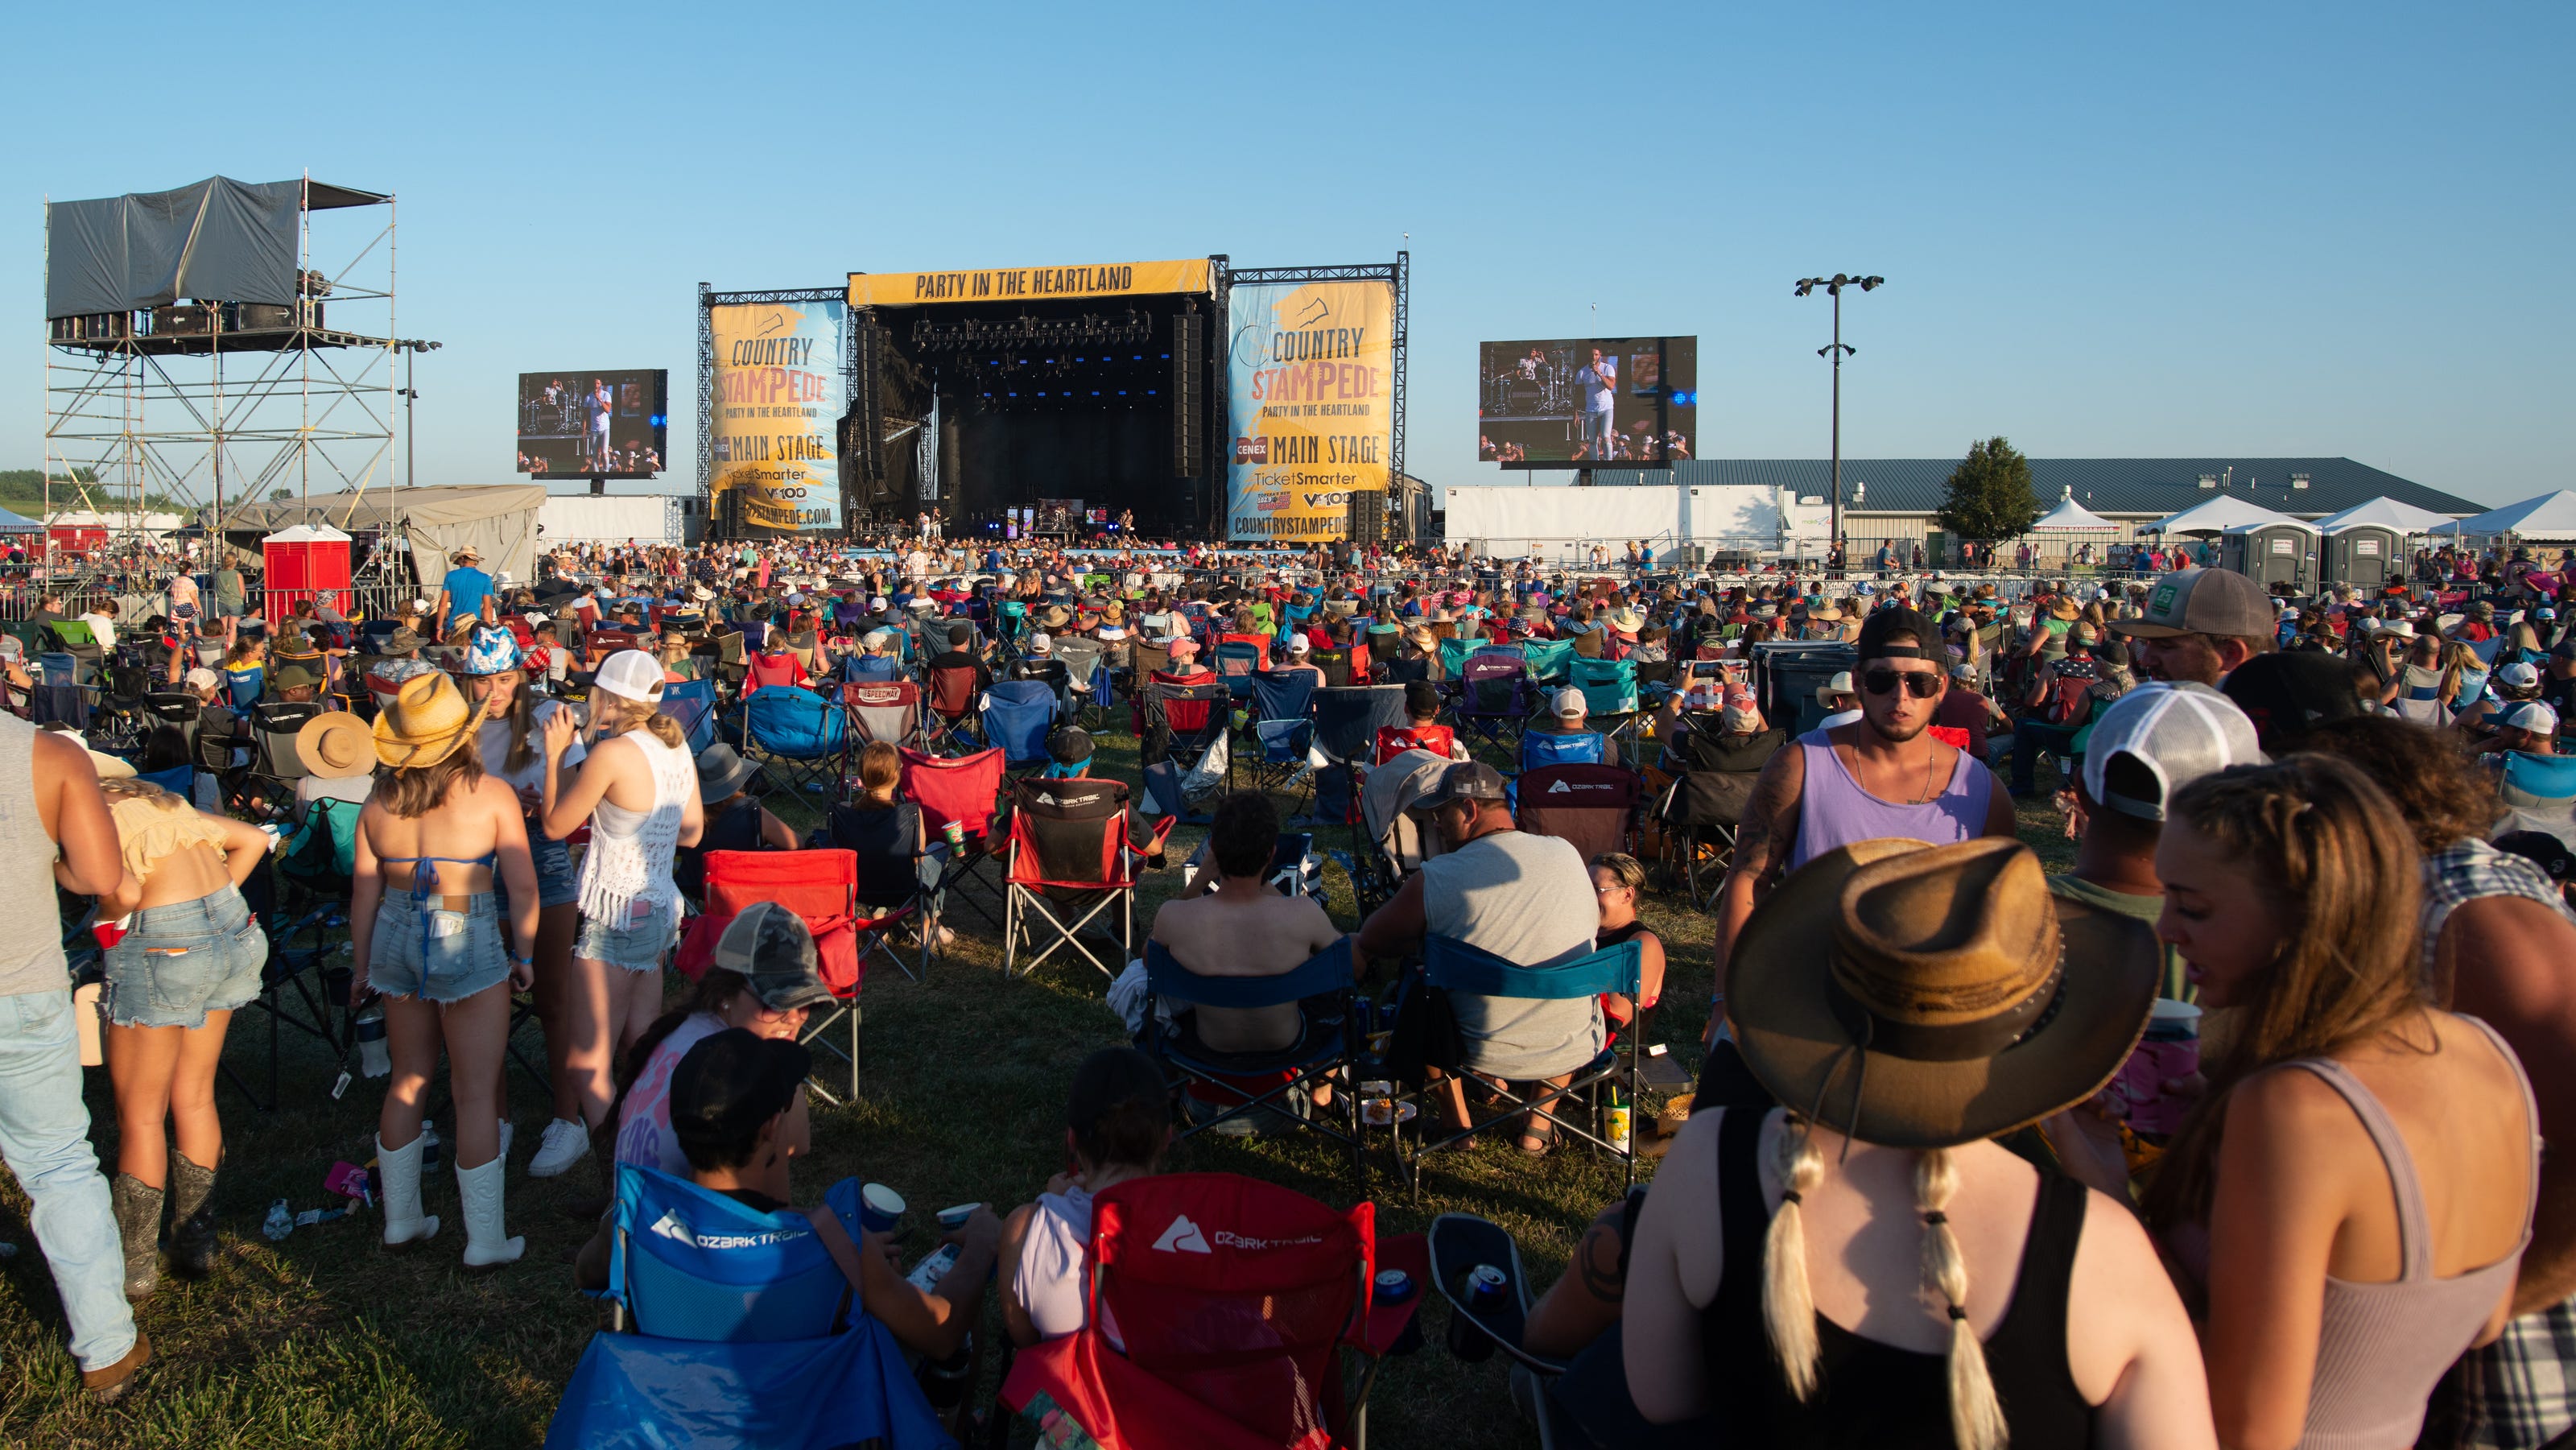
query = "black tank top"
(1701, 1105, 2098, 1449)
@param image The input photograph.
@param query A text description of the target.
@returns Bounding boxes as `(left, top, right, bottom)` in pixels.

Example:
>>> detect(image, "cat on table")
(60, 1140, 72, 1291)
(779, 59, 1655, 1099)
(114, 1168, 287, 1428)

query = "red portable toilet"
(262, 523, 353, 623)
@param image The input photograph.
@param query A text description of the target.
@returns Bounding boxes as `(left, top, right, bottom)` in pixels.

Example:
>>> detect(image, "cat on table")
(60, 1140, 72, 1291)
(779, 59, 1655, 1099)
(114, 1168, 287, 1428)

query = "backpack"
(2042, 672, 2094, 728)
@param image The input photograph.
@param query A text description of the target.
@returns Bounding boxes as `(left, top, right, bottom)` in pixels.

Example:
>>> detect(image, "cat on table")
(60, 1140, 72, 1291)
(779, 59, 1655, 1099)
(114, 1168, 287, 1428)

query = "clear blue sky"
(4, 1, 2566, 507)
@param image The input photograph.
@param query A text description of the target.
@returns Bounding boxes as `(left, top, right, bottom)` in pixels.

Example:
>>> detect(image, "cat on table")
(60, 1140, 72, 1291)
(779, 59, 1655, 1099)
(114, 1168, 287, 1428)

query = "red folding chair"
(898, 746, 1005, 944)
(1373, 722, 1457, 765)
(1000, 1173, 1426, 1450)
(672, 849, 878, 1102)
(923, 663, 982, 752)
(1000, 776, 1172, 980)
(742, 648, 806, 697)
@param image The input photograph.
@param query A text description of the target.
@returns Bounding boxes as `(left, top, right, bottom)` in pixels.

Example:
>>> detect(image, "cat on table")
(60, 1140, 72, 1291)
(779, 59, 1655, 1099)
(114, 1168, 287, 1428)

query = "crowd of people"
(2, 518, 2574, 1450)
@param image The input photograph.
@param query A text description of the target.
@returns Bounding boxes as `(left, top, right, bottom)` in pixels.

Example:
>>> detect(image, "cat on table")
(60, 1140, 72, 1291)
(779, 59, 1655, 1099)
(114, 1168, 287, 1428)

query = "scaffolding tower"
(42, 177, 396, 571)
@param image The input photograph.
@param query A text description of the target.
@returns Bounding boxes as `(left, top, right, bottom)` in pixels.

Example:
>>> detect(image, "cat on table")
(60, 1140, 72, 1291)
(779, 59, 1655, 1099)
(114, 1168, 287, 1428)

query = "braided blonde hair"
(1759, 1118, 2009, 1450)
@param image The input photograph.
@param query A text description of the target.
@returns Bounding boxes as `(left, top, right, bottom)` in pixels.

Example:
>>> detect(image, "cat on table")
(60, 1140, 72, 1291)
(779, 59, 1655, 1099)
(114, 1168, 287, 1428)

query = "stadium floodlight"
(1794, 274, 1885, 564)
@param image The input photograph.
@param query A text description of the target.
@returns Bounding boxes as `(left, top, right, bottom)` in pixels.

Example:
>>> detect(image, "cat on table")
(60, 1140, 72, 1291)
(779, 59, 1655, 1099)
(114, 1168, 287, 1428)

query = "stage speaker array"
(1348, 488, 1385, 544)
(1170, 310, 1203, 478)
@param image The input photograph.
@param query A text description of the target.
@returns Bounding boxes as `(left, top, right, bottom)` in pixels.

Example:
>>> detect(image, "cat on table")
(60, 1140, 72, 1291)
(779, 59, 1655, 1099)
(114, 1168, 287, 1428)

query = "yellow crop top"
(109, 795, 232, 881)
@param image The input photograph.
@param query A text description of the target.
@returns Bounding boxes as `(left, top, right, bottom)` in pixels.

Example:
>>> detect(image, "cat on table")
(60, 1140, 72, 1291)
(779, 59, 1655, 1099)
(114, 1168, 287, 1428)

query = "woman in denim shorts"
(460, 626, 595, 1179)
(537, 650, 704, 1152)
(93, 770, 275, 1301)
(350, 671, 541, 1269)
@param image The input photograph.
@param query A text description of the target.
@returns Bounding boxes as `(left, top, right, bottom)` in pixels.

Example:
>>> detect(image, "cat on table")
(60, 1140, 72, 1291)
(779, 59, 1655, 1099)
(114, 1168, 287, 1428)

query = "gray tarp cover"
(45, 176, 382, 320)
(211, 486, 545, 585)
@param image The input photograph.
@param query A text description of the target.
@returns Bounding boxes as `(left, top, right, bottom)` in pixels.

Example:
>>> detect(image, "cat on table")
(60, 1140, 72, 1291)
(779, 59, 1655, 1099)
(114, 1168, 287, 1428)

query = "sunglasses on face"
(1863, 667, 1943, 699)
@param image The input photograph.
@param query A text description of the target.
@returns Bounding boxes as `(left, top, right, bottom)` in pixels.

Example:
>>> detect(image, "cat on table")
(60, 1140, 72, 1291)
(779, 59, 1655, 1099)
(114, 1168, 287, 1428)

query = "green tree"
(1935, 436, 2041, 543)
(270, 488, 291, 502)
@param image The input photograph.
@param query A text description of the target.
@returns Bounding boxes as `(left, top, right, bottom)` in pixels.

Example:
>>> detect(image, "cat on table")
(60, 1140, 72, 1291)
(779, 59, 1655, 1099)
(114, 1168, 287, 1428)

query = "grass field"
(0, 725, 2079, 1450)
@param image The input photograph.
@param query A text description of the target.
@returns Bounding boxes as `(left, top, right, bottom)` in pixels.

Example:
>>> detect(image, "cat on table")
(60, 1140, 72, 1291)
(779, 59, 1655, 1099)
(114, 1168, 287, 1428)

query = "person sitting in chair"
(1378, 680, 1469, 762)
(1525, 688, 1618, 767)
(1150, 792, 1342, 1059)
(675, 744, 798, 900)
(1354, 762, 1602, 1155)
(997, 1047, 1170, 1348)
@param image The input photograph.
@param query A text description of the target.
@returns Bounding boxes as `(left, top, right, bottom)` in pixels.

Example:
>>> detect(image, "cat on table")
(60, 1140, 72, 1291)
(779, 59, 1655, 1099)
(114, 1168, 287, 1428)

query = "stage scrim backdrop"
(709, 299, 844, 533)
(1226, 279, 1393, 542)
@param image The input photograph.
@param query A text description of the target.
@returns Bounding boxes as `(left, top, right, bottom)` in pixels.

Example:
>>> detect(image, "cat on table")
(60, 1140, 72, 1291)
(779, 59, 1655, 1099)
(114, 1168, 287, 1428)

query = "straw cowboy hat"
(1727, 837, 2157, 1149)
(1607, 606, 1647, 635)
(372, 671, 477, 770)
(1809, 601, 1845, 622)
(296, 712, 377, 780)
(2047, 594, 2082, 621)
(1041, 605, 1072, 630)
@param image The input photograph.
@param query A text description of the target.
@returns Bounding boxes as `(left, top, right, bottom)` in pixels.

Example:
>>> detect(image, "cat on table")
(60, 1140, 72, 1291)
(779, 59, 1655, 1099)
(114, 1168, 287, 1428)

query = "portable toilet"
(261, 523, 353, 623)
(2325, 524, 2404, 590)
(2220, 519, 2317, 592)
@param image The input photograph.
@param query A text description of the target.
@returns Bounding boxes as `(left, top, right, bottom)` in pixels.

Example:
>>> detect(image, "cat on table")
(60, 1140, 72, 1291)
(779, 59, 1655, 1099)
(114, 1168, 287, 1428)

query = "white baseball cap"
(592, 649, 666, 704)
(1552, 687, 1587, 719)
(2500, 662, 2543, 691)
(2081, 682, 2267, 821)
(1286, 635, 1311, 655)
(1028, 632, 1052, 652)
(2504, 701, 2561, 736)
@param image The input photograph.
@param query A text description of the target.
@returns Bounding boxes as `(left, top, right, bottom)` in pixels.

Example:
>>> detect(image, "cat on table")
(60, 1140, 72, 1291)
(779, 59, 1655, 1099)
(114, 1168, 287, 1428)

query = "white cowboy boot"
(377, 1133, 440, 1247)
(456, 1155, 523, 1269)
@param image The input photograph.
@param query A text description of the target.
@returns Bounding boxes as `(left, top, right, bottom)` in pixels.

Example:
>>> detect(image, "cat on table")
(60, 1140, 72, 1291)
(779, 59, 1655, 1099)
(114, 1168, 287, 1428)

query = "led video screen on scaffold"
(516, 370, 668, 478)
(1476, 337, 1696, 466)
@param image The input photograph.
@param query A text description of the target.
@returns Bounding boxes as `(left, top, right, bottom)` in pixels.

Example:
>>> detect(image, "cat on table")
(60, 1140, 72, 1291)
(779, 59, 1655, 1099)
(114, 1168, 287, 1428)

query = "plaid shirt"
(2417, 843, 2576, 1448)
(2421, 840, 2571, 981)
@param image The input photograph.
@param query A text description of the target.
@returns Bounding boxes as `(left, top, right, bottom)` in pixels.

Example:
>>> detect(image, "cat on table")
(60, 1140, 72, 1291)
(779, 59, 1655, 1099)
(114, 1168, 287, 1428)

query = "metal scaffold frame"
(41, 176, 397, 569)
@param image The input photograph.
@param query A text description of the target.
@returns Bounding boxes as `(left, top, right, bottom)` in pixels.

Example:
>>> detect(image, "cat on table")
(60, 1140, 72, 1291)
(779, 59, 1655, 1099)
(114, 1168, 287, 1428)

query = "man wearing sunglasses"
(1707, 606, 2015, 1046)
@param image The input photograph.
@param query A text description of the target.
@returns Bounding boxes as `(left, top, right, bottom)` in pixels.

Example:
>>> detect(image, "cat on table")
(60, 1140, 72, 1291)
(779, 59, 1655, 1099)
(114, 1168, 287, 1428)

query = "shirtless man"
(1150, 791, 1341, 1099)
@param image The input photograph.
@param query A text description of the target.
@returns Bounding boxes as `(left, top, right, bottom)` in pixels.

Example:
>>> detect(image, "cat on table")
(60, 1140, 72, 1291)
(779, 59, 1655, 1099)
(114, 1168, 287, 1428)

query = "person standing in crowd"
(456, 627, 592, 1180)
(1624, 838, 2213, 1447)
(538, 650, 704, 1154)
(1356, 762, 1600, 1155)
(0, 720, 151, 1398)
(1711, 607, 2014, 1042)
(349, 673, 540, 1267)
(2106, 565, 2275, 686)
(2045, 756, 2537, 1450)
(432, 546, 496, 636)
(93, 768, 273, 1302)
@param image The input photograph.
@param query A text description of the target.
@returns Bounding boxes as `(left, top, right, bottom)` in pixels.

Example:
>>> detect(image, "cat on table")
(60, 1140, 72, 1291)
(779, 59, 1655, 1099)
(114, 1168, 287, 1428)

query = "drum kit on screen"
(1480, 349, 1579, 419)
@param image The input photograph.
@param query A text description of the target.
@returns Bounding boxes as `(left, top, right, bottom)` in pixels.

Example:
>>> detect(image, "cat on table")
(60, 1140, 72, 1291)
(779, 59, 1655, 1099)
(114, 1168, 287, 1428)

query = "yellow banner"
(708, 300, 842, 534)
(847, 259, 1212, 308)
(1225, 279, 1394, 543)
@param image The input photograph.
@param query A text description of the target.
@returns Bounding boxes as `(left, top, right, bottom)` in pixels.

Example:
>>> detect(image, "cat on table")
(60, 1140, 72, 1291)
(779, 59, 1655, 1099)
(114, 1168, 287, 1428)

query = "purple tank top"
(1788, 728, 1992, 870)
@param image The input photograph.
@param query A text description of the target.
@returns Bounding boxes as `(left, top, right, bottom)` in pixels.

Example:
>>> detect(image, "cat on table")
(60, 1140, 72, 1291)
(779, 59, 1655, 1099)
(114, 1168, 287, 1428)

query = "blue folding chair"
(547, 1166, 954, 1450)
(1520, 639, 1576, 686)
(2499, 750, 2576, 845)
(980, 679, 1059, 772)
(1402, 936, 1642, 1194)
(1519, 729, 1609, 773)
(1569, 656, 1639, 725)
(1241, 670, 1319, 801)
(741, 688, 851, 804)
(1142, 939, 1364, 1188)
(225, 665, 265, 711)
(658, 678, 720, 754)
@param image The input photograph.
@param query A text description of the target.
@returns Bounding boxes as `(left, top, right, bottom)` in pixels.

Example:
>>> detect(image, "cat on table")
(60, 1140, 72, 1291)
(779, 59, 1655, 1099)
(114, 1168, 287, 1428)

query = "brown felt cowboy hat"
(1726, 837, 2157, 1150)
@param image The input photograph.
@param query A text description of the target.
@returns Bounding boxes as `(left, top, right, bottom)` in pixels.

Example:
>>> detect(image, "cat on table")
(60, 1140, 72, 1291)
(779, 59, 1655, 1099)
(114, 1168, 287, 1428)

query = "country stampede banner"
(847, 259, 1212, 308)
(1225, 279, 1394, 543)
(709, 300, 844, 533)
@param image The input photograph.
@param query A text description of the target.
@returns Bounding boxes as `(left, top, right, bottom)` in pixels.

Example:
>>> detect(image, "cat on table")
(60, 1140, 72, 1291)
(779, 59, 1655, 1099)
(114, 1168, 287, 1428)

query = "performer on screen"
(1577, 349, 1617, 456)
(1517, 347, 1543, 382)
(587, 378, 613, 471)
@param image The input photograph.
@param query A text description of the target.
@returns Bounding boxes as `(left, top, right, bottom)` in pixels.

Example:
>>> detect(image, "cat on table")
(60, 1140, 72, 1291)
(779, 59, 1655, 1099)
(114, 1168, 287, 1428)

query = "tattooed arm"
(1522, 1196, 1637, 1361)
(1708, 743, 1805, 1043)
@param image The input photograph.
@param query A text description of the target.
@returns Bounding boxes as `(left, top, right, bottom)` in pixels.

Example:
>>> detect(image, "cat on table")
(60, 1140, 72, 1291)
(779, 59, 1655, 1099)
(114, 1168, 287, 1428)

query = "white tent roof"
(2149, 496, 2300, 535)
(2306, 495, 2459, 535)
(2444, 490, 2576, 539)
(2029, 495, 2117, 530)
(2222, 515, 2318, 535)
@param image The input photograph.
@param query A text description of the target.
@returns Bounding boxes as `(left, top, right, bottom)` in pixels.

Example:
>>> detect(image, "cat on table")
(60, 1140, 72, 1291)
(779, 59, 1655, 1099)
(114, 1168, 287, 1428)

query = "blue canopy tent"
(0, 506, 43, 533)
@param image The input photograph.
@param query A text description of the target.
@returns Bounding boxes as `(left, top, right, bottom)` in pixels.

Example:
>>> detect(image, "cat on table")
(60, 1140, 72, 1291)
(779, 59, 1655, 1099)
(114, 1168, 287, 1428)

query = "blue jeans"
(0, 990, 138, 1372)
(2011, 717, 2081, 793)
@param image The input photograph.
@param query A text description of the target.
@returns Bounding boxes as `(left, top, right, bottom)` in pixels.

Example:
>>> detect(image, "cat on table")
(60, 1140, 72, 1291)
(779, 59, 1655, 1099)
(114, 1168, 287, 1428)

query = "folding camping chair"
(1211, 635, 1268, 683)
(218, 795, 365, 1113)
(673, 849, 874, 1103)
(819, 800, 935, 984)
(922, 663, 983, 753)
(1141, 940, 1364, 1191)
(1520, 638, 1576, 687)
(1374, 721, 1459, 764)
(1001, 775, 1170, 980)
(1514, 763, 1643, 862)
(237, 700, 324, 822)
(1137, 678, 1231, 824)
(548, 1166, 952, 1450)
(658, 677, 720, 754)
(840, 679, 927, 750)
(1052, 635, 1113, 729)
(980, 679, 1059, 775)
(1518, 727, 1610, 773)
(2499, 750, 2576, 847)
(1401, 936, 1644, 1194)
(1452, 654, 1533, 758)
(898, 746, 1006, 936)
(1307, 685, 1410, 827)
(1567, 656, 1641, 743)
(741, 687, 850, 806)
(1009, 655, 1075, 720)
(999, 1173, 1425, 1450)
(1241, 669, 1317, 803)
(1658, 722, 1786, 907)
